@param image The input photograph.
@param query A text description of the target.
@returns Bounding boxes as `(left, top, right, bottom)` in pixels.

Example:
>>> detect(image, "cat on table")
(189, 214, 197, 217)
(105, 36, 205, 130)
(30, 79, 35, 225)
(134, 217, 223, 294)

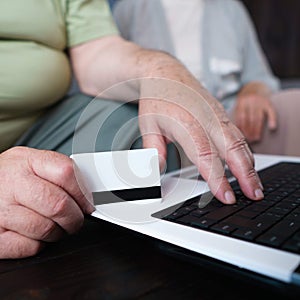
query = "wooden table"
(0, 216, 298, 299)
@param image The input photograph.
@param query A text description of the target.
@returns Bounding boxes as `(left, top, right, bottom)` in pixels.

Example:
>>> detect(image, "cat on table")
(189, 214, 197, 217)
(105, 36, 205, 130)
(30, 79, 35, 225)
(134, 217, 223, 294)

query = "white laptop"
(71, 151, 300, 291)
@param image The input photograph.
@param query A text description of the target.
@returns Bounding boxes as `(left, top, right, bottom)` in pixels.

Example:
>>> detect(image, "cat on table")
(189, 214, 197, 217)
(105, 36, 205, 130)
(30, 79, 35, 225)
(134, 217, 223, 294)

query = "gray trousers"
(15, 93, 179, 171)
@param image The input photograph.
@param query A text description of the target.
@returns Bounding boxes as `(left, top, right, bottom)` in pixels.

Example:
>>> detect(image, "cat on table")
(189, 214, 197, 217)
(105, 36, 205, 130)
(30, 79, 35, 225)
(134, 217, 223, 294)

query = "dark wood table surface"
(0, 216, 299, 300)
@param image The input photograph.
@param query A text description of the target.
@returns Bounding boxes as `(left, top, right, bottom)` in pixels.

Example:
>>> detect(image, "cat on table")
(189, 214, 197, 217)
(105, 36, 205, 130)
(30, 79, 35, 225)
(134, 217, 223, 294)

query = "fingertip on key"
(224, 190, 236, 204)
(255, 188, 264, 200)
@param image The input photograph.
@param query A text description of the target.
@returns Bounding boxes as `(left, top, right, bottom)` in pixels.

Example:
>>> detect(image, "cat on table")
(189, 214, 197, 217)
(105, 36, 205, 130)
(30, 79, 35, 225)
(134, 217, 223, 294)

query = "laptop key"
(242, 204, 267, 213)
(232, 227, 263, 241)
(190, 209, 211, 218)
(211, 222, 237, 234)
(256, 233, 286, 247)
(191, 217, 216, 228)
(224, 216, 251, 227)
(270, 219, 300, 236)
(252, 215, 279, 229)
(177, 215, 216, 229)
(203, 203, 245, 221)
(282, 237, 300, 254)
(235, 209, 259, 219)
(164, 210, 187, 220)
(266, 206, 290, 217)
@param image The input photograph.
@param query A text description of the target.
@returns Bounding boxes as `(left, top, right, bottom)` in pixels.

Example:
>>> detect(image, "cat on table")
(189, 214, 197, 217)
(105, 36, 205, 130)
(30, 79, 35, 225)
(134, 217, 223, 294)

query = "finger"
(14, 174, 85, 235)
(218, 122, 264, 201)
(27, 148, 94, 214)
(142, 133, 168, 173)
(0, 231, 44, 259)
(235, 107, 250, 141)
(266, 104, 277, 130)
(195, 150, 236, 204)
(249, 109, 264, 142)
(0, 204, 64, 242)
(138, 110, 168, 172)
(179, 105, 263, 202)
(171, 119, 236, 204)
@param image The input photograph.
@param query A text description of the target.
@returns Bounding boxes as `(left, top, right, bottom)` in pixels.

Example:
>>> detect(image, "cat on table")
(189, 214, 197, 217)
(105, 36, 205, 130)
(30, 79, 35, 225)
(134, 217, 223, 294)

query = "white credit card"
(71, 149, 161, 205)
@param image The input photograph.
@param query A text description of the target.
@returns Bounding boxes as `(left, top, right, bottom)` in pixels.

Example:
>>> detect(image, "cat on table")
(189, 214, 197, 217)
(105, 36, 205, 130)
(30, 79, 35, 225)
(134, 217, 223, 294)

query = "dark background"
(241, 0, 300, 79)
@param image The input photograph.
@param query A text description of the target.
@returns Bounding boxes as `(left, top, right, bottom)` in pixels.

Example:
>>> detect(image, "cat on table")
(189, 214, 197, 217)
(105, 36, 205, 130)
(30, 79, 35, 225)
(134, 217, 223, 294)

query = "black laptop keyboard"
(152, 162, 300, 254)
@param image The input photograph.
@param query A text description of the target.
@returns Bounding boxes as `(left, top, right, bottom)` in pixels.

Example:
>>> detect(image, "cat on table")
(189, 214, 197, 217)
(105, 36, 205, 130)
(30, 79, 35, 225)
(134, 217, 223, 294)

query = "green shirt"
(0, 0, 118, 151)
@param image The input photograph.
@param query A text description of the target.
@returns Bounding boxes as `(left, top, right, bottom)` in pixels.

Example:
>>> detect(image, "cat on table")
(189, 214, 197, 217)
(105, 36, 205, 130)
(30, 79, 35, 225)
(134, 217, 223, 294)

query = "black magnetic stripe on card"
(92, 186, 162, 205)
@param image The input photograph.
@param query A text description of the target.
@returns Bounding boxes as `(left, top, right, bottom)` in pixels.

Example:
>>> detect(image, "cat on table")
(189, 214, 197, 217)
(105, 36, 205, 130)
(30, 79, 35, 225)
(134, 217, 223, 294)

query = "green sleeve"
(66, 0, 119, 47)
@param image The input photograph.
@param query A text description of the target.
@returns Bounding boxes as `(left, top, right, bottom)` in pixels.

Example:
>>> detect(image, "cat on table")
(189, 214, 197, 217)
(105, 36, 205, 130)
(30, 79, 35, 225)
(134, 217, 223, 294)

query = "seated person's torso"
(0, 0, 71, 151)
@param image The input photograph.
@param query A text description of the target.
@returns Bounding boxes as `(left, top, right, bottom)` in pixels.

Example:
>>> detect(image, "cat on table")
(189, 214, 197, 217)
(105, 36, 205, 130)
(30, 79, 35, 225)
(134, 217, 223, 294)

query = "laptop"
(72, 153, 300, 293)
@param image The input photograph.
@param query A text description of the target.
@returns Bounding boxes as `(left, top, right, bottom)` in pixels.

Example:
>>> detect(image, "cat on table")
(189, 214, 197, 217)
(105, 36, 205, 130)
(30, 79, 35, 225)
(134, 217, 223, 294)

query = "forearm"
(70, 36, 207, 101)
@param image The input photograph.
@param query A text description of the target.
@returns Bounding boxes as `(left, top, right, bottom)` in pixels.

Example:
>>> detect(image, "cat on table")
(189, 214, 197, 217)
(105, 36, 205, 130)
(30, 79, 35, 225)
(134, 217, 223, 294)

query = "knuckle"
(197, 150, 218, 162)
(56, 161, 74, 179)
(228, 136, 247, 152)
(199, 150, 215, 158)
(246, 168, 257, 180)
(51, 193, 70, 218)
(49, 194, 84, 235)
(3, 146, 28, 158)
(196, 150, 221, 174)
(23, 219, 40, 236)
(41, 150, 74, 180)
(18, 216, 55, 241)
(39, 220, 57, 240)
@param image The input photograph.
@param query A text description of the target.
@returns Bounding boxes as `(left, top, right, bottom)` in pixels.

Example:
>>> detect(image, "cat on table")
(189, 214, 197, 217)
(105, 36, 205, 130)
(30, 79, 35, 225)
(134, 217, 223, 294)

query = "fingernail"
(225, 191, 236, 204)
(255, 189, 264, 199)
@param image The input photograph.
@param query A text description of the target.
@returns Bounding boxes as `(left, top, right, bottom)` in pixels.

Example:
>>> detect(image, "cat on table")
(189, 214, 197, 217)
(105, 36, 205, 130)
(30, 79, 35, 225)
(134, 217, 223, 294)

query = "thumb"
(142, 133, 167, 173)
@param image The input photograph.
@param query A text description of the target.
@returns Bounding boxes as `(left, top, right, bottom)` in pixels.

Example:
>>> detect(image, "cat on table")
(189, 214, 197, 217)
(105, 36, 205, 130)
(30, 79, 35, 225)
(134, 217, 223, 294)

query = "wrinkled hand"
(138, 78, 264, 205)
(0, 147, 94, 259)
(234, 86, 277, 143)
